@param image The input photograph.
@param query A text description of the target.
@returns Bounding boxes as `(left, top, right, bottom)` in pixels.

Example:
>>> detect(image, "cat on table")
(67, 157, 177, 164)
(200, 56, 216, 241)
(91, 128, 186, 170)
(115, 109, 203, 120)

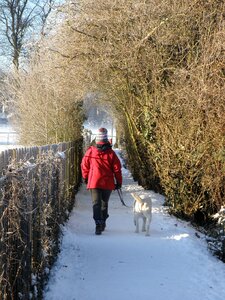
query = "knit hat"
(96, 127, 109, 144)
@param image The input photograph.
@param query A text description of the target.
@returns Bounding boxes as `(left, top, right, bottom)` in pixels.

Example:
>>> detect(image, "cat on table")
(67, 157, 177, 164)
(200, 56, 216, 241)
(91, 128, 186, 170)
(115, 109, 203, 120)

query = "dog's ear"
(131, 193, 139, 201)
(132, 193, 143, 203)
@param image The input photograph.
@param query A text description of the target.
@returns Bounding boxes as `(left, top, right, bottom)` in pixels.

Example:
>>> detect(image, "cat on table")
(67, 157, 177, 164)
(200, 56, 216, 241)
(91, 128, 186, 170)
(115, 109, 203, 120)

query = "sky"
(43, 150, 225, 300)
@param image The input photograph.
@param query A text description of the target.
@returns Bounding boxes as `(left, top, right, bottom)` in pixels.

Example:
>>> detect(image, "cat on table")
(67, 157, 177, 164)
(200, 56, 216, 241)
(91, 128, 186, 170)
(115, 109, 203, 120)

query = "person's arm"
(81, 148, 91, 182)
(112, 153, 122, 187)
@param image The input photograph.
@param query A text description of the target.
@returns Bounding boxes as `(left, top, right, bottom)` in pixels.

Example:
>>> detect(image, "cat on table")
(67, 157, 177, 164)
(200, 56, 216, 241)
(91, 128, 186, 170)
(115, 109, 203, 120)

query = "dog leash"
(117, 188, 128, 207)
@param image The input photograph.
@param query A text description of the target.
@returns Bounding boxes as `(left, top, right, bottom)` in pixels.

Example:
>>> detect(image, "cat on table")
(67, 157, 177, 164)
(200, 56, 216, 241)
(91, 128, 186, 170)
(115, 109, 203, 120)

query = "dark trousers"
(90, 189, 112, 225)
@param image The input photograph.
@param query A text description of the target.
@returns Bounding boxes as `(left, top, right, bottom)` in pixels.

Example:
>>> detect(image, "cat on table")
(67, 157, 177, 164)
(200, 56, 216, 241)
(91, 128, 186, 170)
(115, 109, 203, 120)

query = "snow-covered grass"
(0, 124, 19, 151)
(44, 151, 225, 300)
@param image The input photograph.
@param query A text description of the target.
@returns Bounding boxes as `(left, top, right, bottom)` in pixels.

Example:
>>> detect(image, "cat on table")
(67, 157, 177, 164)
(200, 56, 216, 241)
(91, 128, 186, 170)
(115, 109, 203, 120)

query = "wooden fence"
(0, 140, 83, 300)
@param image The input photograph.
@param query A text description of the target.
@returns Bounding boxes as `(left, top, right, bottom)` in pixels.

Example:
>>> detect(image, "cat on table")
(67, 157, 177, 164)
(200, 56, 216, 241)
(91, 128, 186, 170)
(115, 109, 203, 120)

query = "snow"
(0, 124, 19, 151)
(44, 151, 225, 300)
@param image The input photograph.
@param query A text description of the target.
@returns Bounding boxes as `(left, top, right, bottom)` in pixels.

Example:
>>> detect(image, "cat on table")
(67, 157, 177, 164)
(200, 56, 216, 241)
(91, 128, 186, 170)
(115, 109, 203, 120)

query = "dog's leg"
(145, 215, 151, 236)
(135, 216, 139, 233)
(142, 216, 146, 232)
(134, 201, 139, 233)
(133, 201, 137, 226)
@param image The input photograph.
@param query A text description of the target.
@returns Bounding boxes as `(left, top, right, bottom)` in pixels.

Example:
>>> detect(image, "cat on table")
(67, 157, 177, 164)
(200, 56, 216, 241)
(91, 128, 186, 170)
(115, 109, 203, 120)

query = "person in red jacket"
(81, 127, 122, 235)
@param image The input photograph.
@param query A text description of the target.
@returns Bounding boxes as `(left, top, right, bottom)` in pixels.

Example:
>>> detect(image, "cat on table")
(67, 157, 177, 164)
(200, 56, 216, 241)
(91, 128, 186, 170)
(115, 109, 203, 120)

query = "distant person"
(81, 127, 122, 235)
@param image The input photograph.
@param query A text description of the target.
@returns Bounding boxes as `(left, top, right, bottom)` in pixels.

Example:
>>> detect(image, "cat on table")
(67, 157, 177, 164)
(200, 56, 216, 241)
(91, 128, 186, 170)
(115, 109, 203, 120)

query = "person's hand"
(115, 183, 122, 190)
(83, 178, 88, 184)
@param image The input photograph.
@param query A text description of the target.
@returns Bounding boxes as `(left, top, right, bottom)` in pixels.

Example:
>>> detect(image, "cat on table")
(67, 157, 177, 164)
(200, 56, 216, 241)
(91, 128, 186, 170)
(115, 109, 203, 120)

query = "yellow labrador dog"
(131, 192, 152, 236)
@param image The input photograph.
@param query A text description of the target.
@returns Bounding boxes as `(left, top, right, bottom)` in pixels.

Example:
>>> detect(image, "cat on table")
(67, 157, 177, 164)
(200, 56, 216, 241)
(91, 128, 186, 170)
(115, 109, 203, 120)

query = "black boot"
(101, 222, 106, 232)
(95, 225, 102, 235)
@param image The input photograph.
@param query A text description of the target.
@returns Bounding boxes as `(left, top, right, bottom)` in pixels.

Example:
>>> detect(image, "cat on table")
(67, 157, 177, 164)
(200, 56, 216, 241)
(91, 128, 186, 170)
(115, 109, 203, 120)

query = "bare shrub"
(6, 23, 85, 146)
(52, 0, 225, 220)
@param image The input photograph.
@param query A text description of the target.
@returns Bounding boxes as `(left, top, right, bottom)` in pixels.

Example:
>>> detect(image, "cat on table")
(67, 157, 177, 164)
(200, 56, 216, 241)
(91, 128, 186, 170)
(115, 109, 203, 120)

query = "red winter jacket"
(81, 145, 122, 190)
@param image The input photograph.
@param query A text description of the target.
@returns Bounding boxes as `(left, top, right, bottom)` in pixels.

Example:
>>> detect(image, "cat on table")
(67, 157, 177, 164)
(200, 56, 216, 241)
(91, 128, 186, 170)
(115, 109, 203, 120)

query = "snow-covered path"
(44, 155, 225, 300)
